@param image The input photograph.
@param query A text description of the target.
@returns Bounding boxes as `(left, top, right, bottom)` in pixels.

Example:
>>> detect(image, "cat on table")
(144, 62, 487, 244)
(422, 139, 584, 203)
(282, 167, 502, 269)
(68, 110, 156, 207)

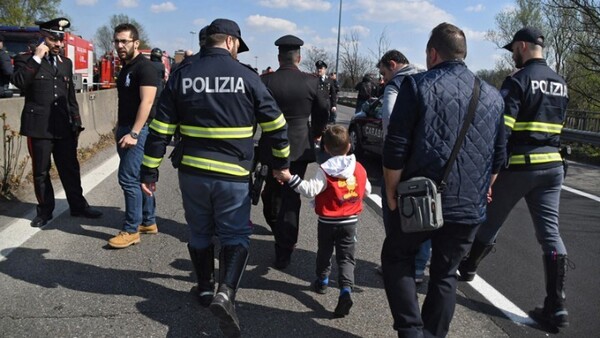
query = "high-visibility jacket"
(500, 58, 568, 170)
(140, 48, 290, 182)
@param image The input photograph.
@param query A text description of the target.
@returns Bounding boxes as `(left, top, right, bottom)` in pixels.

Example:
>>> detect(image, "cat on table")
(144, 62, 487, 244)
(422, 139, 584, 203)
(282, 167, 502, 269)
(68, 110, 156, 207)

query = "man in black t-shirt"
(108, 23, 159, 249)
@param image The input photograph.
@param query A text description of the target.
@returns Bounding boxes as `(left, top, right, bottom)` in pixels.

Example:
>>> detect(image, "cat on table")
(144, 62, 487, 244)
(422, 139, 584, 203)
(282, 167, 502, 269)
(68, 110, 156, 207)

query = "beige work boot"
(108, 231, 140, 249)
(139, 224, 158, 234)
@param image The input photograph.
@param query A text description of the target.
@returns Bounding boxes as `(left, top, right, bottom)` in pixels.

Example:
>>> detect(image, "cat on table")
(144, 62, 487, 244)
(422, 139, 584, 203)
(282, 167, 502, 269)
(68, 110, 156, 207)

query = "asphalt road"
(0, 104, 598, 337)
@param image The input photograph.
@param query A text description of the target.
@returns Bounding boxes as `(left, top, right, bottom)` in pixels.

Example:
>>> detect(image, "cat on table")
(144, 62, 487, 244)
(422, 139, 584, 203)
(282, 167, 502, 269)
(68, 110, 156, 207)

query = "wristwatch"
(129, 131, 139, 139)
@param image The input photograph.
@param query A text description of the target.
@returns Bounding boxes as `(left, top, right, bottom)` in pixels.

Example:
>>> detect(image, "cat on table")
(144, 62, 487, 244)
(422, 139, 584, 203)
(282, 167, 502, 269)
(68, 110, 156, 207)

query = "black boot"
(458, 240, 494, 281)
(529, 253, 569, 329)
(210, 245, 249, 338)
(188, 244, 215, 307)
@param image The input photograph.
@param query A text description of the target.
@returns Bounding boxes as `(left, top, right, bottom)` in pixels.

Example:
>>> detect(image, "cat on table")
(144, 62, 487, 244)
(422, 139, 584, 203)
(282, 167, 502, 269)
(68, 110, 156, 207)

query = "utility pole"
(335, 0, 342, 76)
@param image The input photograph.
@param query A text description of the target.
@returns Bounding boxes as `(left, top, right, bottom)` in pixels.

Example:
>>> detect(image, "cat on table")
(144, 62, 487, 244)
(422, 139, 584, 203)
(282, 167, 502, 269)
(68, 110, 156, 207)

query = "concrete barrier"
(0, 89, 118, 179)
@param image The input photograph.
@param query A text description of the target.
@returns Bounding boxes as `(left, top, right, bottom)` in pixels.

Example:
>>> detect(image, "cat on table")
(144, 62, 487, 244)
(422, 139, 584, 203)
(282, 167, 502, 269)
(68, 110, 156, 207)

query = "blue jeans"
(116, 125, 156, 233)
(179, 171, 252, 249)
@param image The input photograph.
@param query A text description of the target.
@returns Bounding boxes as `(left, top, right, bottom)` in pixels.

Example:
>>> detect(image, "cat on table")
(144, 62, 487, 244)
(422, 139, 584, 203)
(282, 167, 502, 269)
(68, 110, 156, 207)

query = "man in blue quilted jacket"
(382, 22, 506, 337)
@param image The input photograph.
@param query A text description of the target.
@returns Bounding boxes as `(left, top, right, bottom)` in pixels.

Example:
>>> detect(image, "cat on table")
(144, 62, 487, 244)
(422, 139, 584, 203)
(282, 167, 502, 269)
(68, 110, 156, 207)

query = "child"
(279, 125, 371, 317)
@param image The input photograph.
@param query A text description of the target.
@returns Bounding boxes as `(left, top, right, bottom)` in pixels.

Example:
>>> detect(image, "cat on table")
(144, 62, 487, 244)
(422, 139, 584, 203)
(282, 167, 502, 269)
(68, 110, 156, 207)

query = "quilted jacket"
(383, 61, 506, 225)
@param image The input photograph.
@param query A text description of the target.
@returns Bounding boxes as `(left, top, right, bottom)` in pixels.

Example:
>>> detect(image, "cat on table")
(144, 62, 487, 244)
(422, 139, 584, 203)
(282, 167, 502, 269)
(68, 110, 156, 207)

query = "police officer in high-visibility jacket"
(140, 18, 290, 337)
(459, 27, 570, 330)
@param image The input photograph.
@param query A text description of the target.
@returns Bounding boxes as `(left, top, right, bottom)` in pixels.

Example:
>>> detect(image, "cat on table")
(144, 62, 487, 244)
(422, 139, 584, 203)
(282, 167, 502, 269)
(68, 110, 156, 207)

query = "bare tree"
(368, 27, 391, 67)
(339, 30, 372, 87)
(95, 14, 151, 55)
(300, 46, 333, 73)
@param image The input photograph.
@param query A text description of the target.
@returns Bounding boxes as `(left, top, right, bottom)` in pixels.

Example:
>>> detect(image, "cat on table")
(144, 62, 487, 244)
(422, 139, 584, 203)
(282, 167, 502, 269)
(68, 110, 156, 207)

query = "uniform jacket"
(318, 75, 337, 111)
(383, 61, 506, 225)
(0, 48, 13, 87)
(141, 47, 290, 182)
(500, 58, 568, 170)
(12, 53, 79, 139)
(261, 65, 329, 162)
(288, 154, 371, 224)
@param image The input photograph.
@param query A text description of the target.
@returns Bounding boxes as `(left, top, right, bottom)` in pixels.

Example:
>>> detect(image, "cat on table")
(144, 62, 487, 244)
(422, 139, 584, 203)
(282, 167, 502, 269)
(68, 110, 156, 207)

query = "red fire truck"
(0, 25, 94, 91)
(98, 49, 173, 89)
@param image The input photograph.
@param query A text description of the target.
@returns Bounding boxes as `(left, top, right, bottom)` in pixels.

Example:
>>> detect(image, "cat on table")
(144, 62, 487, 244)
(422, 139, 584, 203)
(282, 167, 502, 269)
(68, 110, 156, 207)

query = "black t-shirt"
(116, 53, 158, 126)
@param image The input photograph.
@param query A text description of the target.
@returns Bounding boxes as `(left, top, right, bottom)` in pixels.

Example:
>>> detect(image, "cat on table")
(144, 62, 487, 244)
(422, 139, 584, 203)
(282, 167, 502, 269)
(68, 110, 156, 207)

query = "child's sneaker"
(334, 288, 353, 317)
(313, 277, 329, 294)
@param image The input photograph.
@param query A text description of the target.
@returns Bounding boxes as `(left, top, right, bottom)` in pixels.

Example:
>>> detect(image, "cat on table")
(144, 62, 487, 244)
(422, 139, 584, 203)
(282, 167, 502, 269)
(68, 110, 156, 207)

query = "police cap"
(36, 17, 70, 40)
(207, 18, 249, 53)
(274, 34, 303, 53)
(315, 60, 327, 69)
(503, 27, 545, 51)
(199, 25, 208, 47)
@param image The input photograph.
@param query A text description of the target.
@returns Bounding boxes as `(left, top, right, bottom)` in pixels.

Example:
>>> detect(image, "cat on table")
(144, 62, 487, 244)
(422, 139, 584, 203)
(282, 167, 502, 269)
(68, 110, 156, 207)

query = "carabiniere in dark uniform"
(11, 18, 102, 227)
(260, 34, 329, 269)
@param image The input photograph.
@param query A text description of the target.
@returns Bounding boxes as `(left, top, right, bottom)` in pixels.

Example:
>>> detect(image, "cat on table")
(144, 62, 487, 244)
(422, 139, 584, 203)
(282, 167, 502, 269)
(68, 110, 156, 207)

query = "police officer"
(140, 18, 289, 337)
(315, 60, 338, 123)
(0, 33, 14, 98)
(459, 27, 570, 330)
(260, 35, 329, 269)
(149, 47, 165, 118)
(11, 18, 102, 227)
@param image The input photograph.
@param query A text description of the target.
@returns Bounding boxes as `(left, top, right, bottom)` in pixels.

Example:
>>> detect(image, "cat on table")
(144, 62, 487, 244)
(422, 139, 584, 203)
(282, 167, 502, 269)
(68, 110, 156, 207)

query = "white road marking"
(0, 153, 120, 262)
(562, 185, 600, 202)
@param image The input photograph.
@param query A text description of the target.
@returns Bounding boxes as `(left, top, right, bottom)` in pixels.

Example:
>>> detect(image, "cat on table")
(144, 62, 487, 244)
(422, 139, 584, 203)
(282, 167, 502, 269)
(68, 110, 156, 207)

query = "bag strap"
(438, 77, 480, 192)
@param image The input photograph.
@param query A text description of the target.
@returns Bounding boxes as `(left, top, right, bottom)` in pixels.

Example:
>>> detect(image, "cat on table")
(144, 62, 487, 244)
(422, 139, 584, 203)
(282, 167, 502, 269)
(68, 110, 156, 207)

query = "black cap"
(315, 60, 327, 69)
(36, 17, 70, 40)
(274, 34, 303, 52)
(503, 27, 545, 51)
(206, 18, 249, 53)
(199, 25, 208, 47)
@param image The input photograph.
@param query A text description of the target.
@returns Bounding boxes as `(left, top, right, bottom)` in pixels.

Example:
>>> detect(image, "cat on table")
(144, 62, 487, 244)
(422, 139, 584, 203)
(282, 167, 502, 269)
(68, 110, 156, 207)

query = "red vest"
(315, 162, 367, 218)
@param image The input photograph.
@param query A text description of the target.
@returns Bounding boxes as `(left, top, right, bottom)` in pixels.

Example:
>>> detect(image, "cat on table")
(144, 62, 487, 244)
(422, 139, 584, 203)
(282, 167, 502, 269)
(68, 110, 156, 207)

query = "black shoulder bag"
(396, 78, 480, 233)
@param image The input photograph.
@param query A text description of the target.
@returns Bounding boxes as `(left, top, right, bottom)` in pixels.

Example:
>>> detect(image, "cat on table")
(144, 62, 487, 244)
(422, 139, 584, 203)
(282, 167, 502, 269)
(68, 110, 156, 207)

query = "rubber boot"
(210, 245, 249, 338)
(458, 240, 494, 281)
(187, 244, 215, 307)
(529, 253, 569, 329)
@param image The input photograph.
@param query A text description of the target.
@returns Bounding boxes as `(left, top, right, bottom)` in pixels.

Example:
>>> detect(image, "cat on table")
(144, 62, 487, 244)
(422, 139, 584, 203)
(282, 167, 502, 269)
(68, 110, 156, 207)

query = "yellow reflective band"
(509, 152, 562, 165)
(179, 125, 253, 139)
(272, 145, 290, 158)
(512, 121, 563, 134)
(260, 114, 287, 132)
(504, 115, 515, 129)
(181, 155, 249, 176)
(149, 119, 177, 135)
(142, 154, 163, 168)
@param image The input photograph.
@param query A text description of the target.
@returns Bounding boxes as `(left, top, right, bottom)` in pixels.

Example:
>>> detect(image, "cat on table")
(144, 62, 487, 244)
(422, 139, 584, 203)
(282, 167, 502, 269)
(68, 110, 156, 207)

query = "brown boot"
(108, 232, 140, 249)
(139, 224, 158, 234)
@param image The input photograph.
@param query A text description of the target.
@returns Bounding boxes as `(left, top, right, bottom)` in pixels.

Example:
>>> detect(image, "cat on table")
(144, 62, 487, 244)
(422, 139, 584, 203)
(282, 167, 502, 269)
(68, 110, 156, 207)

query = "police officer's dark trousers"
(382, 216, 479, 338)
(262, 160, 309, 254)
(27, 135, 88, 219)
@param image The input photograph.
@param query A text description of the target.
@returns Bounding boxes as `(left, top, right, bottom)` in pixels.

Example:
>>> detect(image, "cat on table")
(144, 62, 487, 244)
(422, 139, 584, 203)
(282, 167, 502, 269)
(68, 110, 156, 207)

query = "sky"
(60, 0, 517, 73)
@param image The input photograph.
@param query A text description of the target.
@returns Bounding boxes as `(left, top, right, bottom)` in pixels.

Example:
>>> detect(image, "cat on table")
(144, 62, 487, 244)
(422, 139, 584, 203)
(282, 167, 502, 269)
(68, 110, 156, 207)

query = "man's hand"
(331, 106, 337, 113)
(141, 182, 156, 197)
(119, 134, 138, 149)
(273, 168, 291, 184)
(34, 41, 49, 59)
(486, 186, 493, 203)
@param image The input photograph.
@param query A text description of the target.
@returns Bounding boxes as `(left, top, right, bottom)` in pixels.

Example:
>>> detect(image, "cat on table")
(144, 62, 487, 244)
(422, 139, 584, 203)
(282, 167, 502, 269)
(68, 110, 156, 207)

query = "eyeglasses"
(113, 39, 135, 46)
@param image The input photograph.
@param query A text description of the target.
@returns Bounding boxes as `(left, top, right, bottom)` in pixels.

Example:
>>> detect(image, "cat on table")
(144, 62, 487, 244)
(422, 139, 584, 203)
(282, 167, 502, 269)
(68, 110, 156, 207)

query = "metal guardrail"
(562, 128, 600, 146)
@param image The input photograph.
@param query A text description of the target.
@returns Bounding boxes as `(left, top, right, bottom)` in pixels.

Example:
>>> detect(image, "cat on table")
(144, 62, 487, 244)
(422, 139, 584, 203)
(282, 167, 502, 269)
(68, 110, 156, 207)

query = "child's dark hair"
(323, 125, 350, 156)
